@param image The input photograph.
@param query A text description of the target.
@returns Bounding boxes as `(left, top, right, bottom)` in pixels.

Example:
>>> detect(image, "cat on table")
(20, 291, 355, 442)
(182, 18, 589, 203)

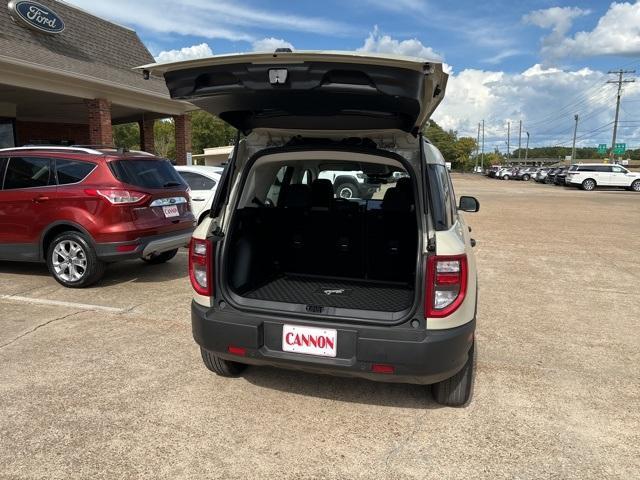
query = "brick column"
(174, 114, 191, 165)
(85, 99, 113, 147)
(139, 117, 155, 154)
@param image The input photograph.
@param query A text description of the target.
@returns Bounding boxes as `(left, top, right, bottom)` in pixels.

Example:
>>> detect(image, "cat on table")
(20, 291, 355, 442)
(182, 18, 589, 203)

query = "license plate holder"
(162, 205, 179, 218)
(282, 324, 337, 358)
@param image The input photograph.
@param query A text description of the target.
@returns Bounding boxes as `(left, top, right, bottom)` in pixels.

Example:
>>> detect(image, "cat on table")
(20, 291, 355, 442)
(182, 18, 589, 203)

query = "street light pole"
(518, 120, 522, 160)
(525, 131, 530, 163)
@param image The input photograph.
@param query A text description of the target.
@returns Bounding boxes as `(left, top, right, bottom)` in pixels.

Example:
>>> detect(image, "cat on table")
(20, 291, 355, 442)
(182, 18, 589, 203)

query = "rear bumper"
(191, 301, 475, 385)
(96, 228, 194, 261)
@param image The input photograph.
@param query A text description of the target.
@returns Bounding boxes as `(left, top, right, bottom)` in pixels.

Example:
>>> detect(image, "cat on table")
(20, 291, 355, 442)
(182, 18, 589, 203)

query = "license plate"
(162, 205, 179, 218)
(282, 324, 337, 358)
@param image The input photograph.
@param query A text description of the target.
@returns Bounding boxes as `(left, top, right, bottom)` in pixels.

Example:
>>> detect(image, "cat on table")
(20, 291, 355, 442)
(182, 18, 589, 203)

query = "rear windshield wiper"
(163, 181, 182, 187)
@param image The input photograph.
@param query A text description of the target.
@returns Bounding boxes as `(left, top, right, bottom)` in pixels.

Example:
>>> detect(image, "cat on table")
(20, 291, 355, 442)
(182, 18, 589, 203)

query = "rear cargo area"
(224, 166, 419, 314)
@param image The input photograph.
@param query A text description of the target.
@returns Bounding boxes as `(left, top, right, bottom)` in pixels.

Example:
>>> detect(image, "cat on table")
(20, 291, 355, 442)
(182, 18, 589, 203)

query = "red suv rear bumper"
(95, 227, 194, 261)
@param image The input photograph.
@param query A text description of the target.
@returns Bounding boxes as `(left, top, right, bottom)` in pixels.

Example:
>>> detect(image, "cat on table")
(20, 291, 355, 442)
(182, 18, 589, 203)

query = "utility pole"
(475, 122, 480, 171)
(518, 120, 522, 160)
(607, 69, 635, 159)
(481, 120, 485, 170)
(571, 114, 579, 163)
(507, 121, 510, 160)
(525, 131, 530, 163)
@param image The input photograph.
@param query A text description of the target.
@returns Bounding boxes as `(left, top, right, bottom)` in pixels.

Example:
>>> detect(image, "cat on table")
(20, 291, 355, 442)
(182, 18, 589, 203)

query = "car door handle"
(192, 197, 206, 201)
(33, 196, 50, 203)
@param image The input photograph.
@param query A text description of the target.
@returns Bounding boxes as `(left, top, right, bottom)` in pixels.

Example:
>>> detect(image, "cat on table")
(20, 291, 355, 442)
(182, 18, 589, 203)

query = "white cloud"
(523, 6, 590, 36)
(252, 37, 294, 52)
(482, 49, 525, 65)
(540, 2, 640, 59)
(433, 64, 640, 149)
(357, 26, 442, 61)
(65, 0, 348, 42)
(525, 3, 640, 60)
(523, 6, 591, 62)
(155, 43, 213, 63)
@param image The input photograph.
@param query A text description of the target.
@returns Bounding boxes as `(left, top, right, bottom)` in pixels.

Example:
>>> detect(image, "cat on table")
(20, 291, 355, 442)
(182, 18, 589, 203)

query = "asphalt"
(0, 175, 639, 479)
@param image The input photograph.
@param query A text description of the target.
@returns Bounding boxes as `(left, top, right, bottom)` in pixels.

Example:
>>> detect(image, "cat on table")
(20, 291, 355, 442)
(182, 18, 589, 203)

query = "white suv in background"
(565, 163, 640, 191)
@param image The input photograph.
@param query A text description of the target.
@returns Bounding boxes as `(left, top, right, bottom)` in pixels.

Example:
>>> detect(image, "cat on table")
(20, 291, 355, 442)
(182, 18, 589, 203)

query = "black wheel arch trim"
(39, 221, 96, 260)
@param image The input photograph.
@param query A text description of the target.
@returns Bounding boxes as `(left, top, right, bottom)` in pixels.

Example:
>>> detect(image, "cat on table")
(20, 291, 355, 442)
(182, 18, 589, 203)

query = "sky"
(65, 0, 640, 152)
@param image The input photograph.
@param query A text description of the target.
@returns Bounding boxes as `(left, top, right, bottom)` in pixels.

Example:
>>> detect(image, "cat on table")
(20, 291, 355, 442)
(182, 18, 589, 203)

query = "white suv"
(566, 163, 640, 191)
(141, 50, 480, 407)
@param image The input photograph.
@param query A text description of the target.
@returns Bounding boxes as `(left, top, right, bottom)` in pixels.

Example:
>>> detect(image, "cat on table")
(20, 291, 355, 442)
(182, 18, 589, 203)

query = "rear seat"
(367, 179, 416, 282)
(280, 184, 312, 272)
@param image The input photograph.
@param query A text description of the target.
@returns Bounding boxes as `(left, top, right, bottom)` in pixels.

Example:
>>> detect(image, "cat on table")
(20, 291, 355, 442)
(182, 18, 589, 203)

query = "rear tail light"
(425, 254, 468, 318)
(85, 189, 147, 204)
(189, 238, 212, 296)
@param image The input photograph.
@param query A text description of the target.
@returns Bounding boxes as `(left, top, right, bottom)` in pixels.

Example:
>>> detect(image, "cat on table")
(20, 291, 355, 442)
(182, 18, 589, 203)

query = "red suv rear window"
(108, 159, 186, 189)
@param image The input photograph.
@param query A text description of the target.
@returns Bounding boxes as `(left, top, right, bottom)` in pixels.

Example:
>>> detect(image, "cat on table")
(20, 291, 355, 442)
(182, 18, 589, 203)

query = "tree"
(423, 120, 478, 171)
(112, 122, 140, 150)
(154, 119, 175, 159)
(189, 110, 236, 154)
(454, 137, 477, 171)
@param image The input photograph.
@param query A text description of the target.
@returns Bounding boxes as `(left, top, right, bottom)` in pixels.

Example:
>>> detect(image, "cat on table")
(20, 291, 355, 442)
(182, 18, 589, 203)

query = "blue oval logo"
(8, 1, 65, 34)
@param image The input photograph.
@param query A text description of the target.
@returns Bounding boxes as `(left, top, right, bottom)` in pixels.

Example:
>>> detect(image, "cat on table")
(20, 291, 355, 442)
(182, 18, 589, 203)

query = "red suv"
(0, 146, 195, 287)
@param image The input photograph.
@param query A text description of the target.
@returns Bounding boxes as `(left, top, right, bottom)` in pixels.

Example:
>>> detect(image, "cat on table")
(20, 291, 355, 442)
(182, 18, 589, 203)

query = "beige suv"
(141, 50, 480, 406)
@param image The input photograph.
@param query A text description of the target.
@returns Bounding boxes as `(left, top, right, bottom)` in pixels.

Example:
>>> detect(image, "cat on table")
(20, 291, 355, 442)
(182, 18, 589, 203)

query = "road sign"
(597, 144, 607, 154)
(614, 143, 626, 155)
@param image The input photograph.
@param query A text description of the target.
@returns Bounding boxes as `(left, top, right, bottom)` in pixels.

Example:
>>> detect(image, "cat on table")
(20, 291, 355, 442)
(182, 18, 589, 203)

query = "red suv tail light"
(189, 238, 212, 296)
(85, 189, 147, 204)
(425, 254, 468, 318)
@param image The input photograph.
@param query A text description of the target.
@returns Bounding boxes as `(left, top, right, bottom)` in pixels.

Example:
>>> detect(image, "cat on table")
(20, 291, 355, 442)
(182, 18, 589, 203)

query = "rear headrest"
(283, 184, 311, 209)
(396, 177, 412, 195)
(382, 186, 410, 212)
(311, 179, 334, 209)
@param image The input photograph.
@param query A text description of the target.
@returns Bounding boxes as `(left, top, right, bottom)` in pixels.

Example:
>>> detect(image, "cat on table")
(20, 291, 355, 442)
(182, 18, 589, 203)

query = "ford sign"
(8, 0, 65, 35)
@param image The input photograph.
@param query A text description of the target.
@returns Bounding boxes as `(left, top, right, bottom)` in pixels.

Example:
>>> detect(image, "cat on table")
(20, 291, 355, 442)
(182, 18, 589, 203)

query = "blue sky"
(67, 0, 640, 151)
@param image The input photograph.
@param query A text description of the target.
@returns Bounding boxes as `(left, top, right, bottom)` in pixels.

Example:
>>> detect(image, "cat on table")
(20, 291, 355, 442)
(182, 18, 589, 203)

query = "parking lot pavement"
(1, 175, 639, 479)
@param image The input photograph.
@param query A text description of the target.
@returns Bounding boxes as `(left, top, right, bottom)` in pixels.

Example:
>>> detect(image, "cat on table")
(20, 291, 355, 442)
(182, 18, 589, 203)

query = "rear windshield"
(108, 159, 186, 189)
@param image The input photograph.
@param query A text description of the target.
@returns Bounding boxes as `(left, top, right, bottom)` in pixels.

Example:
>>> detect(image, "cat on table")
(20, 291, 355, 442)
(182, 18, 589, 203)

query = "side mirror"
(459, 196, 479, 212)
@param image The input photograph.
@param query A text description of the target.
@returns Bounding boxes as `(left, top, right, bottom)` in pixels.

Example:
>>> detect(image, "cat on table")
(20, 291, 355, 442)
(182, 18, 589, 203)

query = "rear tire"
(432, 341, 475, 407)
(522, 174, 530, 181)
(142, 248, 178, 264)
(46, 231, 105, 288)
(631, 180, 640, 192)
(335, 182, 358, 199)
(503, 175, 510, 180)
(200, 348, 247, 377)
(581, 178, 596, 191)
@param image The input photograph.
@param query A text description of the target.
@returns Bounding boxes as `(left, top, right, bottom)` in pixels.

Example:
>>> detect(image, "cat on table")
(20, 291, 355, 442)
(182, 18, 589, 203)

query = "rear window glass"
(109, 159, 186, 188)
(179, 171, 216, 190)
(56, 159, 96, 185)
(4, 157, 51, 189)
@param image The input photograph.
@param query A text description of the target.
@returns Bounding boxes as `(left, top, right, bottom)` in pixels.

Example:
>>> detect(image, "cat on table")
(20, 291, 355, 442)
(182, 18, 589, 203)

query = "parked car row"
(487, 164, 640, 191)
(486, 166, 540, 181)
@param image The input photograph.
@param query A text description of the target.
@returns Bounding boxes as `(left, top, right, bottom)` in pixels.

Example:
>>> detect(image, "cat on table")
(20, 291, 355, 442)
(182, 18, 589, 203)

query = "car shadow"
(0, 257, 188, 287)
(97, 258, 188, 286)
(241, 365, 443, 410)
(0, 261, 51, 277)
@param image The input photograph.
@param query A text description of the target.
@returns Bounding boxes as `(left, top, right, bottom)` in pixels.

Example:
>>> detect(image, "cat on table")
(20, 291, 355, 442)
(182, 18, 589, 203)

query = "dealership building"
(0, 0, 194, 163)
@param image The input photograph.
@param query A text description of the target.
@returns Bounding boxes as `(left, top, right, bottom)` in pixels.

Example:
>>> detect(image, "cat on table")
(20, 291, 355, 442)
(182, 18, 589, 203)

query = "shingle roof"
(0, 0, 169, 97)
